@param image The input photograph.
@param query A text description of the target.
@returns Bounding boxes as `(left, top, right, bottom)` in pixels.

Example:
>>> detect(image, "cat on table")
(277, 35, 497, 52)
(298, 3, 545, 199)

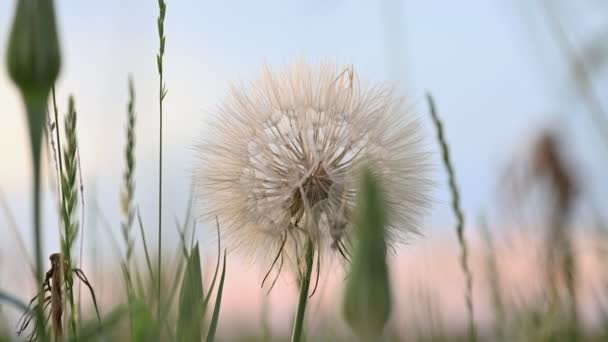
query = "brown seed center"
(288, 162, 333, 225)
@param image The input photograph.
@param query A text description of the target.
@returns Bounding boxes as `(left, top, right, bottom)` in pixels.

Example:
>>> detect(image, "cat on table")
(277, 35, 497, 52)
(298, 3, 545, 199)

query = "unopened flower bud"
(6, 0, 61, 109)
(342, 169, 391, 340)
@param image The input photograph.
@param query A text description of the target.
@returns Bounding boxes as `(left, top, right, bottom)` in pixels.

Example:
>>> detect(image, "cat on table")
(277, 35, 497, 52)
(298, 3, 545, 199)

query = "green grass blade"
(206, 251, 227, 342)
(136, 207, 155, 280)
(130, 299, 159, 342)
(174, 215, 189, 259)
(177, 243, 204, 342)
(203, 217, 222, 308)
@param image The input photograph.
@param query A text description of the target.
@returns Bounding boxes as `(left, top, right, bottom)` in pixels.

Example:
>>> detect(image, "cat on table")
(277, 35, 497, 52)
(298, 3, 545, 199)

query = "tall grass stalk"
(206, 252, 227, 342)
(156, 0, 167, 325)
(121, 77, 137, 289)
(426, 93, 476, 342)
(59, 96, 80, 336)
(290, 238, 314, 342)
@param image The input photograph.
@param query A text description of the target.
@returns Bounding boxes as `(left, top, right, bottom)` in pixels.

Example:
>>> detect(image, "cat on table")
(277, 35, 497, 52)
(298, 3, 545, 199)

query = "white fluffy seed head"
(195, 62, 431, 272)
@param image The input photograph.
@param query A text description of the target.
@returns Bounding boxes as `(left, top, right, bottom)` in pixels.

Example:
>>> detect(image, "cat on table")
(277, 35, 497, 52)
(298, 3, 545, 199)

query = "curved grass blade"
(205, 251, 227, 342)
(131, 299, 159, 342)
(177, 243, 204, 342)
(136, 207, 155, 280)
(203, 217, 222, 309)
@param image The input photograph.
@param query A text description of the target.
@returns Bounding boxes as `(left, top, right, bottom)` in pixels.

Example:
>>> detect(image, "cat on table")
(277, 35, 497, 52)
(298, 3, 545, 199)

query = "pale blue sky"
(0, 0, 605, 260)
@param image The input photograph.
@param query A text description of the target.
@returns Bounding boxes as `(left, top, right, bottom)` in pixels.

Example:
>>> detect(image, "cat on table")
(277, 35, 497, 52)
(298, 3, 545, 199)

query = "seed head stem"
(290, 237, 314, 342)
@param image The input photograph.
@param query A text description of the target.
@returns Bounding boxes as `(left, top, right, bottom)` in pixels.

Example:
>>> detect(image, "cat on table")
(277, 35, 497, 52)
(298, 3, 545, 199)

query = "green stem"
(290, 238, 314, 342)
(33, 148, 47, 342)
(67, 273, 77, 336)
(28, 104, 48, 342)
(157, 68, 163, 323)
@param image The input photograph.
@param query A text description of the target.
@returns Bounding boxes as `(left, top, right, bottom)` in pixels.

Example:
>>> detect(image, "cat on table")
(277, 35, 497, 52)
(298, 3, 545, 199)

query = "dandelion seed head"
(195, 62, 431, 273)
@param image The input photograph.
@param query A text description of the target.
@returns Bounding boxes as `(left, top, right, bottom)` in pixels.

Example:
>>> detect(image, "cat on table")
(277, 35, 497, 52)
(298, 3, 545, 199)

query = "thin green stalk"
(427, 93, 476, 342)
(206, 252, 227, 342)
(291, 238, 314, 342)
(156, 0, 167, 325)
(30, 117, 47, 342)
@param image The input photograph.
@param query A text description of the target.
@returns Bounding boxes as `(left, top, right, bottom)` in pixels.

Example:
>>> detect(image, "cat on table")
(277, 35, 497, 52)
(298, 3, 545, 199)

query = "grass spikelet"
(426, 93, 476, 341)
(59, 95, 80, 336)
(121, 77, 137, 286)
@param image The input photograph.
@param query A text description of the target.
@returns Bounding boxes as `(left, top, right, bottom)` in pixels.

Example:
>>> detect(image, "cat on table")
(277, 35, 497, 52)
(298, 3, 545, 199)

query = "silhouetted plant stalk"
(426, 94, 476, 342)
(6, 0, 62, 340)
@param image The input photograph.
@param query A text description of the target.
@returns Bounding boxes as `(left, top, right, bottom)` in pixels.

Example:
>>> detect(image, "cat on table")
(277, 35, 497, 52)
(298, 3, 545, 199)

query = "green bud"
(7, 3, 62, 340)
(342, 168, 391, 340)
(6, 0, 61, 109)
